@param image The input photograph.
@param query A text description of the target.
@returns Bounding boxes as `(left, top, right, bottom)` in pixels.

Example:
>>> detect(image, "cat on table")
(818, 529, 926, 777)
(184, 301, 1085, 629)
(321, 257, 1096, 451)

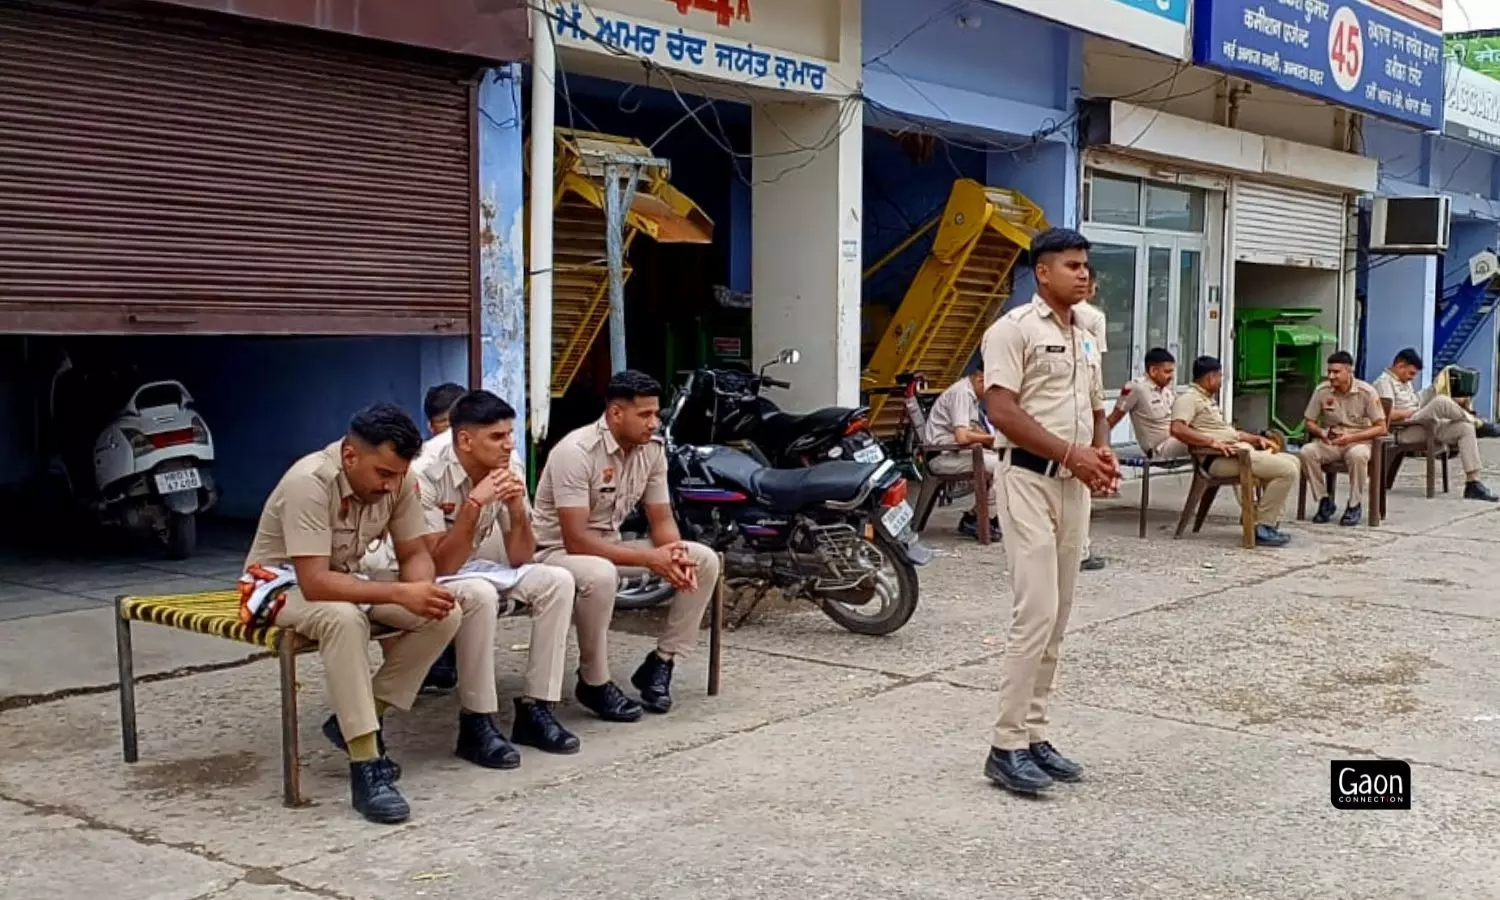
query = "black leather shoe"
(349, 758, 409, 824)
(575, 676, 644, 722)
(984, 747, 1054, 794)
(1029, 741, 1084, 782)
(1340, 504, 1362, 527)
(511, 698, 581, 755)
(1465, 481, 1499, 502)
(1080, 555, 1106, 571)
(1254, 524, 1291, 547)
(421, 644, 459, 693)
(1312, 497, 1337, 524)
(455, 712, 521, 769)
(323, 715, 401, 782)
(631, 652, 675, 714)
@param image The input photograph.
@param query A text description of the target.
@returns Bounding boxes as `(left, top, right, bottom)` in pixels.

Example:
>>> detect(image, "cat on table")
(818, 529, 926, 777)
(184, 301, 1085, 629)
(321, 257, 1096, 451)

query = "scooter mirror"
(779, 349, 801, 366)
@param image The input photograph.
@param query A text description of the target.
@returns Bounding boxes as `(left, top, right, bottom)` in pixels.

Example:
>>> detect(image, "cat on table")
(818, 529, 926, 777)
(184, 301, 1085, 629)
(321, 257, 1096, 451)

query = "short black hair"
(448, 390, 516, 430)
(1192, 355, 1223, 382)
(1394, 347, 1423, 370)
(423, 383, 465, 421)
(605, 369, 663, 403)
(1029, 227, 1091, 267)
(1145, 347, 1176, 367)
(1327, 351, 1355, 368)
(349, 403, 423, 460)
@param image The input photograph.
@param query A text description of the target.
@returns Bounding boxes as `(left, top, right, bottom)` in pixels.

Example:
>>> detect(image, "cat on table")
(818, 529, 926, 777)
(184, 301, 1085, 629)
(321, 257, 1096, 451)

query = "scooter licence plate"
(155, 469, 202, 495)
(853, 443, 885, 464)
(881, 500, 914, 536)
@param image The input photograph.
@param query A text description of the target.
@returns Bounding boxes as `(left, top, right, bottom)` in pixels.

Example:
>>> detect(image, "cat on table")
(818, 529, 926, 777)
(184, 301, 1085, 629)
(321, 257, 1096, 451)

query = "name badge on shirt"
(1043, 345, 1067, 353)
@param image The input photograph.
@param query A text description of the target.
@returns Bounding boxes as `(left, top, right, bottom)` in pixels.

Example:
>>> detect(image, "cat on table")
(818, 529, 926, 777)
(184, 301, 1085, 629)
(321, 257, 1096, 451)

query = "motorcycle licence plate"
(881, 500, 914, 536)
(155, 468, 202, 495)
(853, 443, 885, 464)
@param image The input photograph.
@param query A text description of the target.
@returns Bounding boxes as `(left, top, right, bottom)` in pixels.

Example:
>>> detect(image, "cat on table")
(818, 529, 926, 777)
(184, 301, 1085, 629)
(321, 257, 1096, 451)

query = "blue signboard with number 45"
(1192, 0, 1445, 131)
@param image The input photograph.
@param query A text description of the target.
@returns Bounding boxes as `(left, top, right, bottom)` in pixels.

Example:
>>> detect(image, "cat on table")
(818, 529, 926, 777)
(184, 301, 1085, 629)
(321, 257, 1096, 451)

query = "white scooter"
(47, 362, 219, 558)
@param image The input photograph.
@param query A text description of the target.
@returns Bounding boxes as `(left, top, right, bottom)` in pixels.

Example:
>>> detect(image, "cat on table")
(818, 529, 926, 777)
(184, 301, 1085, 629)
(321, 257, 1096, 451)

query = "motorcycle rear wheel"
(815, 532, 918, 636)
(163, 512, 196, 560)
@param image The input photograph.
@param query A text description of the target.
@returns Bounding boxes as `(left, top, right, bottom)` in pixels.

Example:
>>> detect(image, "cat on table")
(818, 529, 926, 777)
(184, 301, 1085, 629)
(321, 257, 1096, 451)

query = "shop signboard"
(982, 0, 1191, 60)
(1191, 0, 1445, 131)
(547, 0, 848, 96)
(1446, 31, 1500, 81)
(1444, 55, 1500, 151)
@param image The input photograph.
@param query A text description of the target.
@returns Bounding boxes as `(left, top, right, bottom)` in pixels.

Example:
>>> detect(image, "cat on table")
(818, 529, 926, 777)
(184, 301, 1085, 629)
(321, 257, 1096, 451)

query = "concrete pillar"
(475, 65, 529, 459)
(751, 98, 863, 410)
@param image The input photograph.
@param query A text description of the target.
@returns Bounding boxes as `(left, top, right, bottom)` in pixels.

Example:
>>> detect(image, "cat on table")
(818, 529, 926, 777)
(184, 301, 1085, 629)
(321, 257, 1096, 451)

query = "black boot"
(454, 712, 521, 769)
(984, 747, 1054, 794)
(1028, 741, 1084, 782)
(1464, 481, 1499, 502)
(1312, 497, 1337, 524)
(510, 698, 581, 754)
(631, 652, 675, 714)
(575, 674, 644, 722)
(349, 758, 409, 824)
(323, 715, 400, 781)
(421, 644, 459, 693)
(1340, 504, 1362, 527)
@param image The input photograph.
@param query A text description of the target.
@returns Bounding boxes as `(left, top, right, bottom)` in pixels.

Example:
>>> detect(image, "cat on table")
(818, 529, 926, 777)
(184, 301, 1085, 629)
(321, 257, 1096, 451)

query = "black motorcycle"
(616, 370, 932, 636)
(670, 349, 888, 469)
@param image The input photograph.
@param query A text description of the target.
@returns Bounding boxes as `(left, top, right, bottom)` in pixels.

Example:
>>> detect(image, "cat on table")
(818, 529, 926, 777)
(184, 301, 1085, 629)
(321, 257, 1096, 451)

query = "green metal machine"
(1233, 307, 1337, 441)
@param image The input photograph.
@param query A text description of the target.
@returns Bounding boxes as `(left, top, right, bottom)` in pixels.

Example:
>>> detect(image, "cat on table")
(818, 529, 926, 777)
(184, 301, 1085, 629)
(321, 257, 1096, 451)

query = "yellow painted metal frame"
(861, 179, 1048, 433)
(524, 128, 714, 399)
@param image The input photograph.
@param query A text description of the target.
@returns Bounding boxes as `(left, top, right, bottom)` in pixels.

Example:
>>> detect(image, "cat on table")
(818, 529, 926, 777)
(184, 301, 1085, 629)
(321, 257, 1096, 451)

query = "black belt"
(1001, 447, 1062, 477)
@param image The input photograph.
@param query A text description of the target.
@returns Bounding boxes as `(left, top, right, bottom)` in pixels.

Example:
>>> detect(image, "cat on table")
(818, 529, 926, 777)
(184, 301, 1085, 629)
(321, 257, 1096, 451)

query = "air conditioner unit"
(1369, 195, 1452, 254)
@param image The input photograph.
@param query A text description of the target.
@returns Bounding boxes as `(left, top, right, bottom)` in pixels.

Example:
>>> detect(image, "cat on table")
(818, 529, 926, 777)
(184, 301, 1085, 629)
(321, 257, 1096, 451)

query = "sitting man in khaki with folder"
(241, 403, 468, 825)
(1107, 347, 1187, 460)
(1300, 350, 1388, 526)
(411, 390, 582, 760)
(1169, 356, 1296, 547)
(924, 364, 1001, 540)
(1371, 347, 1498, 503)
(533, 369, 721, 721)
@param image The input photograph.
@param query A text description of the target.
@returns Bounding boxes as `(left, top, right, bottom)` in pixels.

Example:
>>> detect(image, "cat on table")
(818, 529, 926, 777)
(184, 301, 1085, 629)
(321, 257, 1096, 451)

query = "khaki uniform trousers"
(1205, 448, 1299, 526)
(992, 465, 1088, 751)
(1300, 441, 1374, 507)
(1400, 395, 1482, 475)
(927, 448, 999, 516)
(273, 583, 464, 743)
(538, 540, 720, 685)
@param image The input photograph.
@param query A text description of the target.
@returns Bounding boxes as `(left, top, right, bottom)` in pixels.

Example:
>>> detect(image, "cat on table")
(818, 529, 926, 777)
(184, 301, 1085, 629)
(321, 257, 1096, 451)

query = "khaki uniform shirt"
(1304, 380, 1386, 431)
(1370, 370, 1421, 413)
(981, 295, 1104, 449)
(1116, 377, 1176, 452)
(1074, 301, 1108, 353)
(1170, 384, 1239, 443)
(532, 417, 671, 549)
(244, 440, 428, 572)
(923, 378, 992, 448)
(412, 439, 528, 557)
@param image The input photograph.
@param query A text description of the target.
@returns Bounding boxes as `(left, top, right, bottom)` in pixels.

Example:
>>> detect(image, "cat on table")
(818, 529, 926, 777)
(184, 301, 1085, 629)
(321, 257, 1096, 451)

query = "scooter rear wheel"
(164, 512, 196, 560)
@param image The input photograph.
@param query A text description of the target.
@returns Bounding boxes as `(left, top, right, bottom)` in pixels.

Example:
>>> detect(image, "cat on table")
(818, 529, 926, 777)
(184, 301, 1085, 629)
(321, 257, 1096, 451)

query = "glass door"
(1082, 228, 1144, 394)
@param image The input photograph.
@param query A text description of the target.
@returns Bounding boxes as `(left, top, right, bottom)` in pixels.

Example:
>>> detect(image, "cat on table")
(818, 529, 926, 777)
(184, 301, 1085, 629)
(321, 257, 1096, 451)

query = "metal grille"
(0, 3, 476, 334)
(1232, 180, 1348, 271)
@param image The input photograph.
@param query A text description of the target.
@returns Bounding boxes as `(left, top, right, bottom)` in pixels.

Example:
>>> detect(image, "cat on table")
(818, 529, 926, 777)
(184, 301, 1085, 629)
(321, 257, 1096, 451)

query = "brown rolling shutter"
(0, 2, 477, 335)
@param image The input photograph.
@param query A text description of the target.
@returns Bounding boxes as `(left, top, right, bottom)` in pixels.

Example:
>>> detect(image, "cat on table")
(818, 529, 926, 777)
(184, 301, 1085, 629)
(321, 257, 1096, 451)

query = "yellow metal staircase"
(861, 179, 1048, 436)
(525, 128, 714, 398)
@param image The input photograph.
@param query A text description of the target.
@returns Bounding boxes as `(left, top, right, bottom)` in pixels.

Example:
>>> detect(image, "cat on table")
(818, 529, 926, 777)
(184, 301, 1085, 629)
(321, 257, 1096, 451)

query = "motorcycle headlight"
(120, 427, 153, 457)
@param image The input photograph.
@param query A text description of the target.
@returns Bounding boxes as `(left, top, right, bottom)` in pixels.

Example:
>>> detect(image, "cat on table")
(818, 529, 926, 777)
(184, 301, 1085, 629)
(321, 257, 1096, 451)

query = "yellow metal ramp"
(861, 179, 1048, 436)
(526, 129, 713, 399)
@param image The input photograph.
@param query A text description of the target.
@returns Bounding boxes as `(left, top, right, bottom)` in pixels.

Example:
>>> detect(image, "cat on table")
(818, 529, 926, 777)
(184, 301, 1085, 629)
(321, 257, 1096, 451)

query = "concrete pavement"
(3, 446, 1500, 898)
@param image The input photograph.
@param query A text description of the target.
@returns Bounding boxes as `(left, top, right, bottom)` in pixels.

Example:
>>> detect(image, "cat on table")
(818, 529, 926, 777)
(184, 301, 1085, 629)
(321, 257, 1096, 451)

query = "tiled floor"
(0, 520, 251, 622)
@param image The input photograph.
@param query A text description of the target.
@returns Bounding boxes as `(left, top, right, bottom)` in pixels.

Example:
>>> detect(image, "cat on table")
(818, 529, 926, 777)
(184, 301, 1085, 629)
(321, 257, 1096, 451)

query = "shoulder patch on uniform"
(602, 466, 615, 484)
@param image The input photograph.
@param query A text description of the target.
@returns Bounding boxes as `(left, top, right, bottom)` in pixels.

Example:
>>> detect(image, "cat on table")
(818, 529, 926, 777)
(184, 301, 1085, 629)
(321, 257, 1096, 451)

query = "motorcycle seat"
(696, 447, 881, 511)
(760, 406, 869, 452)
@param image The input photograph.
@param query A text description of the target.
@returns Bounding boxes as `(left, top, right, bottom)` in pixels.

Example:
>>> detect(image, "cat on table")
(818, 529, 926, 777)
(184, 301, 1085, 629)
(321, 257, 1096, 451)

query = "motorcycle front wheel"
(815, 532, 918, 637)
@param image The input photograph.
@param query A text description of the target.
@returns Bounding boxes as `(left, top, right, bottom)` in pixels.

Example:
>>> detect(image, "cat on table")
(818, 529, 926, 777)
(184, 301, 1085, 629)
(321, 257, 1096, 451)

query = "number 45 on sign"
(1329, 6, 1364, 93)
(667, 0, 751, 27)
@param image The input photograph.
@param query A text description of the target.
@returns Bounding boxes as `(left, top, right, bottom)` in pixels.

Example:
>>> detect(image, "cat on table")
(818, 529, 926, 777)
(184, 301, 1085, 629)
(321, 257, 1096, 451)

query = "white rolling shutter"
(1231, 180, 1347, 270)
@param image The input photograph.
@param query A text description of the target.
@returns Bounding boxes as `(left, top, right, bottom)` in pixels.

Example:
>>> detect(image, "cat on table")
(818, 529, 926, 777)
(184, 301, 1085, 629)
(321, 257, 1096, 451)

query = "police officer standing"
(981, 227, 1120, 795)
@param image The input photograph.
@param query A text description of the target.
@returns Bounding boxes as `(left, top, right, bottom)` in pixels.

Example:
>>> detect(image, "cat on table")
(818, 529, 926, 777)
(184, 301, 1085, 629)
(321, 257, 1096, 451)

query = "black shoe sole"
(511, 732, 582, 755)
(354, 803, 410, 825)
(984, 765, 1054, 795)
(455, 746, 522, 770)
(1035, 765, 1084, 783)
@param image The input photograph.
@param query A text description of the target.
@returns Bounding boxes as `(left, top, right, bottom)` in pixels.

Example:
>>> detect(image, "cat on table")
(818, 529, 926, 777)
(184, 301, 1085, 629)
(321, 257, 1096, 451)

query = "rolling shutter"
(0, 3, 476, 335)
(1231, 179, 1347, 271)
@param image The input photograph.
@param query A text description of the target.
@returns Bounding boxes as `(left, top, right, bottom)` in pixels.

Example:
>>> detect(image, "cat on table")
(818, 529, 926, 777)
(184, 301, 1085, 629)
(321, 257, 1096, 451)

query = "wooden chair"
(1296, 440, 1385, 527)
(1382, 422, 1453, 516)
(1175, 446, 1258, 548)
(911, 443, 993, 545)
(1116, 443, 1194, 538)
